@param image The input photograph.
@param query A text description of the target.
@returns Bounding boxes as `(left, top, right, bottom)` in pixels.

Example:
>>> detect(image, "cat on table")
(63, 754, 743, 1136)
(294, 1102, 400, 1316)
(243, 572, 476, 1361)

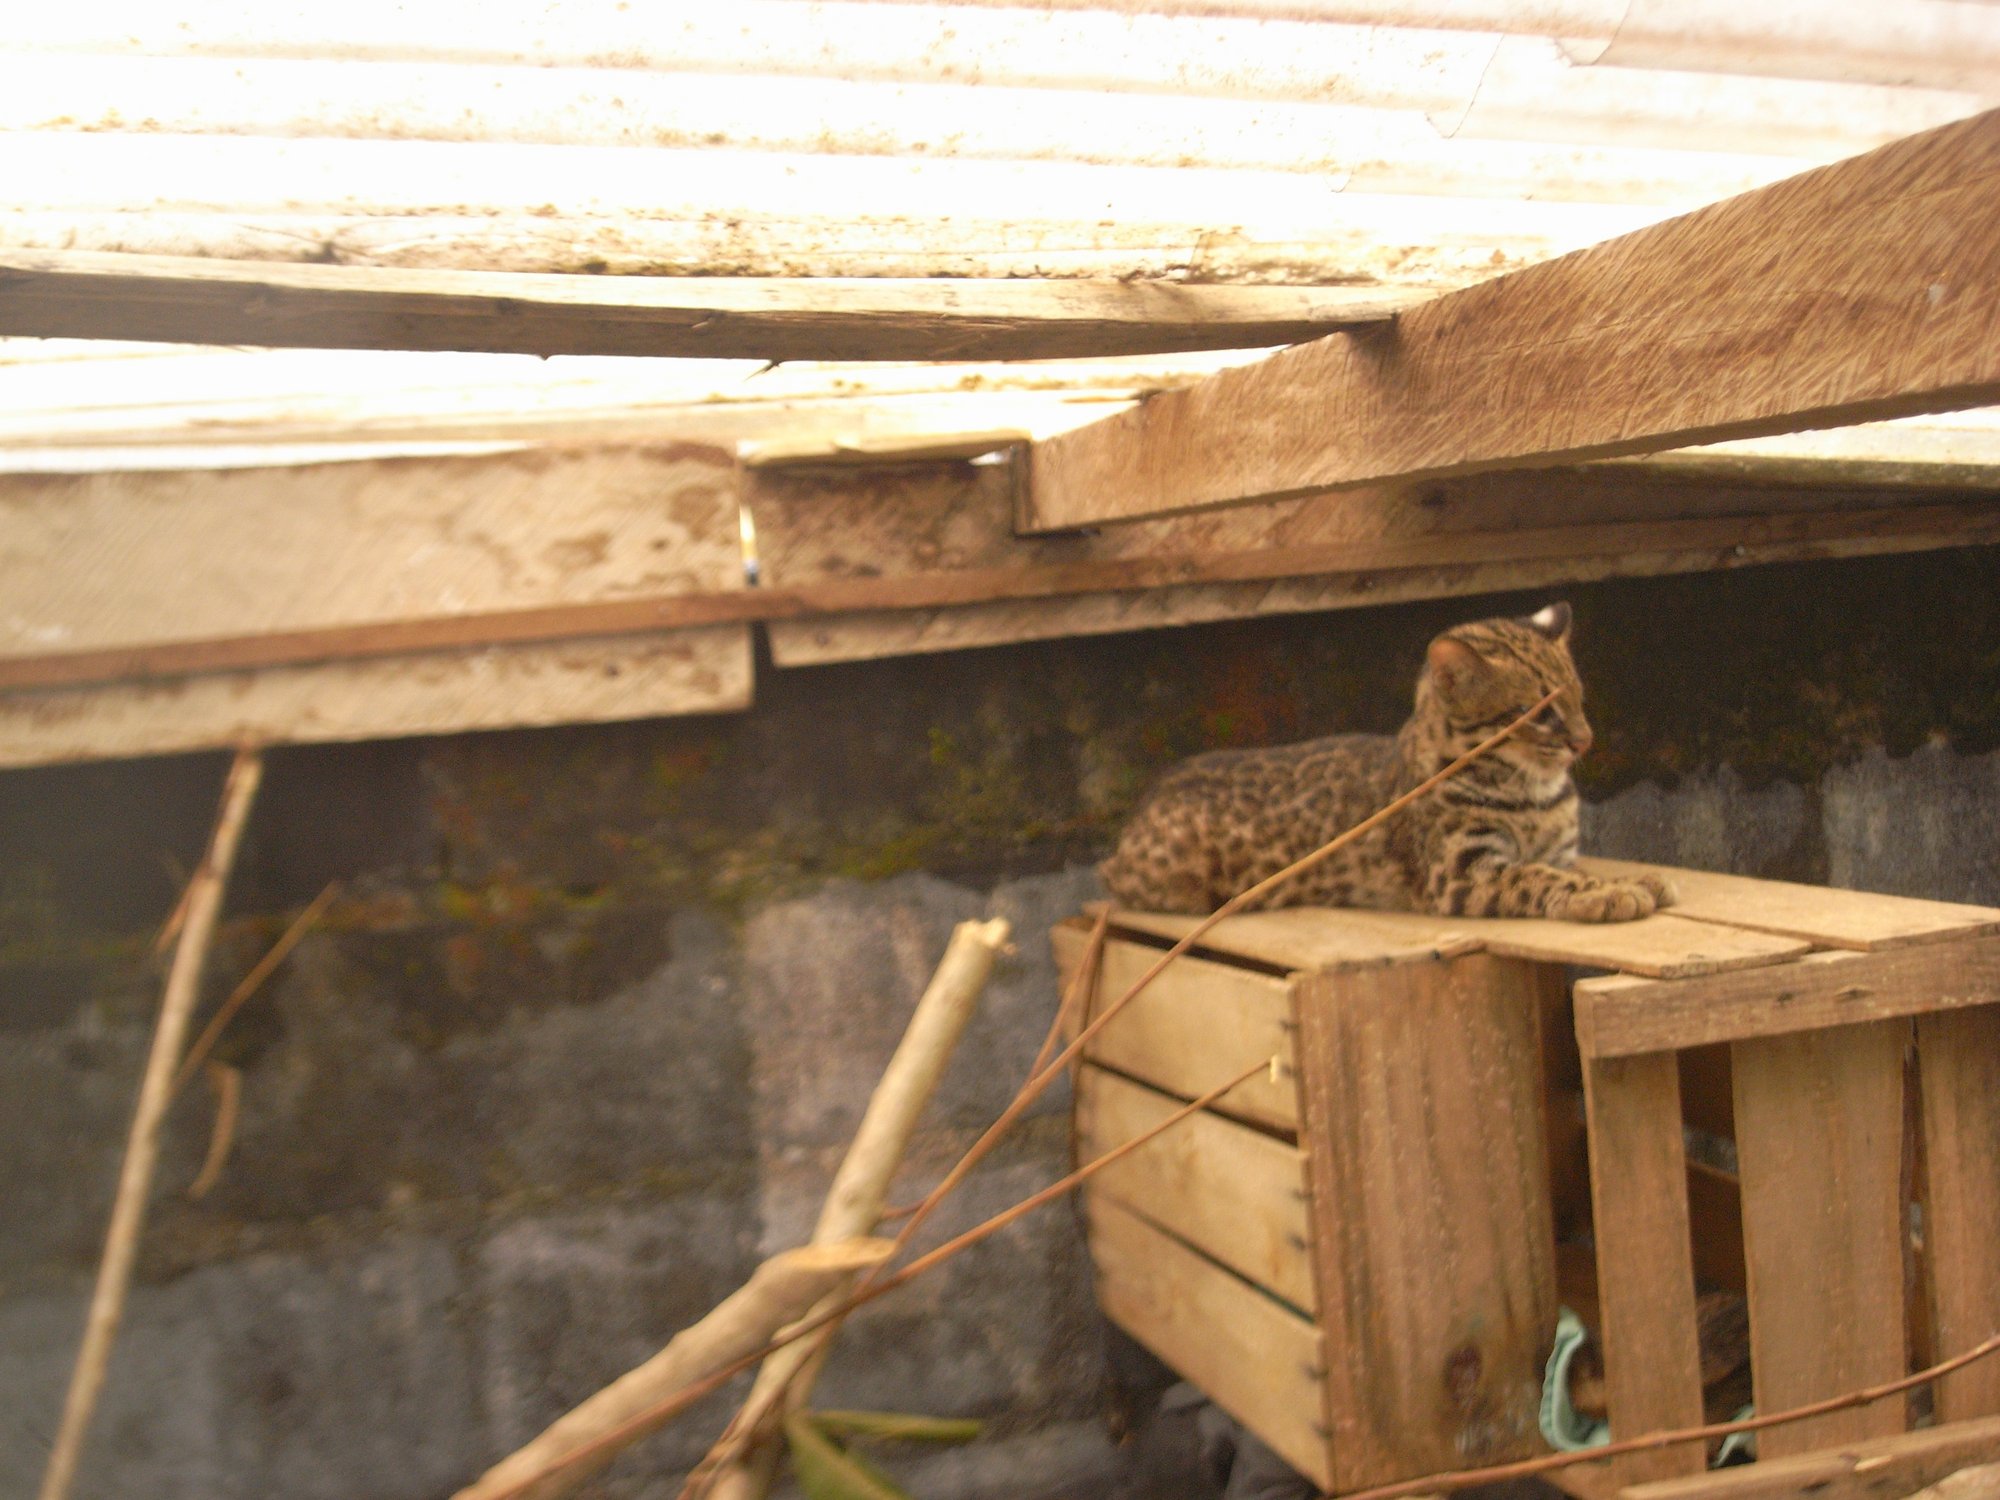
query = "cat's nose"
(1569, 730, 1594, 756)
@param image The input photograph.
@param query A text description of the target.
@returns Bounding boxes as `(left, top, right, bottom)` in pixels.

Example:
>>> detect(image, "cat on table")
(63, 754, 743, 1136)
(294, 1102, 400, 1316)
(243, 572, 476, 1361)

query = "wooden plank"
(1295, 954, 1557, 1489)
(1580, 859, 2000, 951)
(1075, 1064, 1315, 1312)
(0, 626, 753, 768)
(1101, 906, 1474, 974)
(1732, 1018, 1909, 1459)
(756, 453, 2000, 666)
(1114, 904, 1807, 981)
(1582, 1050, 1707, 1483)
(0, 250, 1411, 361)
(1918, 1004, 2000, 1423)
(1084, 1194, 1330, 1491)
(1618, 1414, 2000, 1500)
(1575, 938, 2000, 1058)
(1024, 109, 2000, 530)
(1051, 922, 1298, 1134)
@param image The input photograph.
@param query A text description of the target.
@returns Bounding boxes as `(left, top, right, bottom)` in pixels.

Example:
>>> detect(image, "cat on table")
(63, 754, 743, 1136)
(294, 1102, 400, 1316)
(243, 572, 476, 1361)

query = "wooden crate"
(1053, 860, 2000, 1499)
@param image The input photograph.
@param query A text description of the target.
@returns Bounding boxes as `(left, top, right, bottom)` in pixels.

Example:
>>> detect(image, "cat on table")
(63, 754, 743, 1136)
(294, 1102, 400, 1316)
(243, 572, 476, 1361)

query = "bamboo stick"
(36, 744, 264, 1500)
(451, 1237, 897, 1500)
(702, 915, 1011, 1500)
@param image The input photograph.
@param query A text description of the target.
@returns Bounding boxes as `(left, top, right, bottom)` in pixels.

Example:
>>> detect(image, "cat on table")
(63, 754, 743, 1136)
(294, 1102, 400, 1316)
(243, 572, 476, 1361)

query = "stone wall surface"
(3, 545, 1998, 1499)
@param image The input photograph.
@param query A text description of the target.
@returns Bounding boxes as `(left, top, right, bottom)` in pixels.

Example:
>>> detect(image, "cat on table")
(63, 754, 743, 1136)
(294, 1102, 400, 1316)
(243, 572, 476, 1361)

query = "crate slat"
(1085, 1194, 1331, 1491)
(1583, 1049, 1708, 1483)
(1733, 1019, 1910, 1459)
(1574, 937, 2000, 1057)
(1110, 905, 1808, 980)
(1579, 859, 2000, 951)
(1917, 1003, 2000, 1423)
(1076, 1064, 1316, 1313)
(1616, 1414, 2000, 1500)
(1053, 920, 1298, 1133)
(1296, 953, 1557, 1489)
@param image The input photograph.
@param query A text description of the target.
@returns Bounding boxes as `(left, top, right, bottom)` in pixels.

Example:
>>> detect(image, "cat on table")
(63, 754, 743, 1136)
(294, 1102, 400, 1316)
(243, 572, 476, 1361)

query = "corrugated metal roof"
(3, 0, 1998, 468)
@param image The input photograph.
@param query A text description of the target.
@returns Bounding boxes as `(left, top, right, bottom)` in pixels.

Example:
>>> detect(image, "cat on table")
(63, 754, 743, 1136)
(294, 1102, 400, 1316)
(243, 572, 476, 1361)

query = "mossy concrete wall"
(3, 545, 1998, 1499)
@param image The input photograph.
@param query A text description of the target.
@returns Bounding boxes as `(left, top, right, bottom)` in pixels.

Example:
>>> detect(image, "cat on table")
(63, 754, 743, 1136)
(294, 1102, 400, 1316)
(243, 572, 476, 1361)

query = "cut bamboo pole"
(35, 744, 264, 1500)
(451, 1237, 897, 1500)
(704, 916, 1012, 1500)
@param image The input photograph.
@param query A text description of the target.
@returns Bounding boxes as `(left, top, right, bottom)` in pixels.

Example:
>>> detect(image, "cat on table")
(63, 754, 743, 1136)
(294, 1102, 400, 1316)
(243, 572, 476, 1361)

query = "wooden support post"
(1918, 1004, 2000, 1423)
(1294, 954, 1558, 1490)
(1732, 1019, 1910, 1460)
(1025, 108, 2000, 530)
(36, 745, 264, 1500)
(1581, 1049, 1707, 1484)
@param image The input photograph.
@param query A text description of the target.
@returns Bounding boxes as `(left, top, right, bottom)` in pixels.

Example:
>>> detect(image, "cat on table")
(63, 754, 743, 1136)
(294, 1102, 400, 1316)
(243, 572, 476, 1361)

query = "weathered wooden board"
(0, 250, 1412, 360)
(1114, 903, 1806, 981)
(1580, 859, 2000, 951)
(1733, 1019, 1909, 1459)
(1076, 1064, 1315, 1312)
(1918, 1004, 2000, 1424)
(0, 627, 753, 767)
(1085, 1194, 1330, 1491)
(756, 455, 2000, 666)
(1575, 939, 2000, 1057)
(0, 443, 753, 760)
(1026, 109, 2000, 529)
(1295, 954, 1556, 1489)
(1051, 921, 1298, 1134)
(1583, 1050, 1707, 1483)
(0, 444, 743, 654)
(1618, 1414, 2000, 1500)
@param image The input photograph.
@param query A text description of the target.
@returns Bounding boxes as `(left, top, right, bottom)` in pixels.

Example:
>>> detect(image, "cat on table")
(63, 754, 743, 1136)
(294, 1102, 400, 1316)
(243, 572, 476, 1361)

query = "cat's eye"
(1535, 707, 1562, 728)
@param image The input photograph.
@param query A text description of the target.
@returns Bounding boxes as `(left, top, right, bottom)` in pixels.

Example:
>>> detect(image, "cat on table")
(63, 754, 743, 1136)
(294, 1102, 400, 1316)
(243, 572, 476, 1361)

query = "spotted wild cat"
(1098, 603, 1675, 921)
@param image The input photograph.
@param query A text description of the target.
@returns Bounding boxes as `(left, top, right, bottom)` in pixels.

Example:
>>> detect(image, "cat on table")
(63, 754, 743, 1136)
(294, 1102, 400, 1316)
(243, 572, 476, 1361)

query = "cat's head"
(1419, 602, 1593, 774)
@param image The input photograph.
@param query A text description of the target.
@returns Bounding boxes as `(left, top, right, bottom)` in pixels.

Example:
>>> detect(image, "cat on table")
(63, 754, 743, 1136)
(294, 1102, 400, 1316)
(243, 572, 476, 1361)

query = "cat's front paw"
(1553, 881, 1657, 923)
(1631, 872, 1679, 909)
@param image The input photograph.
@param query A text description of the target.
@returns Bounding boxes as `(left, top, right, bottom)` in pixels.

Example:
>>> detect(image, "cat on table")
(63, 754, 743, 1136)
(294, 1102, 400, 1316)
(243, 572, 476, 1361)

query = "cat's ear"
(1427, 635, 1485, 694)
(1526, 601, 1572, 642)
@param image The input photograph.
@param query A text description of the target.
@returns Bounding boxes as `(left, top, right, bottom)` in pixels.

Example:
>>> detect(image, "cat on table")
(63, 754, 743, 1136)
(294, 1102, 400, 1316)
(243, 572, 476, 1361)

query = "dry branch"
(701, 916, 1012, 1500)
(451, 1237, 896, 1500)
(170, 879, 338, 1097)
(36, 745, 265, 1500)
(185, 1061, 241, 1201)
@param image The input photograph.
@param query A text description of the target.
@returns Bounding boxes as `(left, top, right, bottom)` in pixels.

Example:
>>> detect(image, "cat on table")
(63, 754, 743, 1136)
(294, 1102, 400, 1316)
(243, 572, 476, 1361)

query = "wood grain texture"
(1579, 860, 2000, 951)
(1075, 1064, 1315, 1311)
(1027, 109, 2000, 529)
(1582, 1050, 1707, 1483)
(0, 627, 754, 768)
(1618, 1414, 2000, 1500)
(756, 455, 2000, 666)
(1051, 922, 1298, 1134)
(0, 250, 1412, 360)
(1732, 1019, 1910, 1459)
(1294, 954, 1557, 1489)
(1110, 904, 1806, 980)
(1575, 938, 2000, 1057)
(1918, 1004, 2000, 1423)
(1085, 1194, 1331, 1491)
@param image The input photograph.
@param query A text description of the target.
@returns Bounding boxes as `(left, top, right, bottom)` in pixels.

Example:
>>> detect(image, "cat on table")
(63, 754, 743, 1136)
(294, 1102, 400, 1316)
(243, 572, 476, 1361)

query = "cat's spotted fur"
(1098, 603, 1675, 921)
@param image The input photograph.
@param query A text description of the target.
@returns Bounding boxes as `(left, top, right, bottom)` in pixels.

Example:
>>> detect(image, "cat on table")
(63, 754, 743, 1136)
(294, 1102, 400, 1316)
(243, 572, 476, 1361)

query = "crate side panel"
(1077, 1063, 1314, 1312)
(1085, 1194, 1331, 1491)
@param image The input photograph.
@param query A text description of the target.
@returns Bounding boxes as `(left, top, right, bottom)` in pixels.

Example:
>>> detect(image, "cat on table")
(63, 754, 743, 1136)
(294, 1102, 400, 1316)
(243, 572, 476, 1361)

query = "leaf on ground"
(808, 1410, 984, 1446)
(784, 1412, 914, 1500)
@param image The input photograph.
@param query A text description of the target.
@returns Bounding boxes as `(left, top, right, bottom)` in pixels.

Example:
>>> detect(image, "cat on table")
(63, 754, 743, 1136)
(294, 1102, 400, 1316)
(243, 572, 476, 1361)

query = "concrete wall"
(3, 545, 1998, 1499)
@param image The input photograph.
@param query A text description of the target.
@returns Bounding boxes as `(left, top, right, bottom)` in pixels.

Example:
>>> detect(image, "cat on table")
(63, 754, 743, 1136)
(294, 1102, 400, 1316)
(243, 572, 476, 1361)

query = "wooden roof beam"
(0, 251, 1413, 362)
(1023, 108, 2000, 532)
